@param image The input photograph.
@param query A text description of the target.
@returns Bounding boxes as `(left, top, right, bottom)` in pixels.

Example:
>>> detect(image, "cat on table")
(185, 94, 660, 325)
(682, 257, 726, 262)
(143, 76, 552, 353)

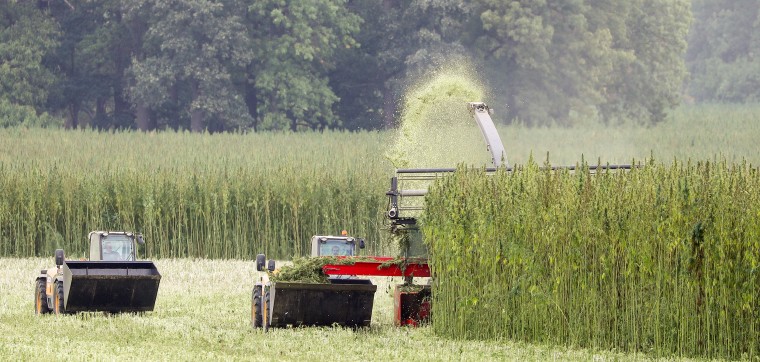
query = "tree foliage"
(0, 98, 60, 128)
(687, 0, 760, 102)
(247, 0, 360, 131)
(126, 0, 254, 131)
(331, 0, 474, 130)
(0, 2, 59, 109)
(473, 0, 690, 125)
(0, 0, 715, 130)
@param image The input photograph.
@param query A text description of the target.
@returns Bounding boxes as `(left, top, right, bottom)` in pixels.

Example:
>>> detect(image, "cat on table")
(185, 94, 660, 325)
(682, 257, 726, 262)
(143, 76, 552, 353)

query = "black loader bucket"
(62, 261, 161, 313)
(268, 279, 377, 327)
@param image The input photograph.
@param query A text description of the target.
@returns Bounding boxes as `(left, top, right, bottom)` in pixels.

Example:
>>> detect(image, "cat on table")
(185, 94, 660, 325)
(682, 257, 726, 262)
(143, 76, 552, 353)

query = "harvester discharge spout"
(386, 101, 508, 224)
(467, 102, 507, 168)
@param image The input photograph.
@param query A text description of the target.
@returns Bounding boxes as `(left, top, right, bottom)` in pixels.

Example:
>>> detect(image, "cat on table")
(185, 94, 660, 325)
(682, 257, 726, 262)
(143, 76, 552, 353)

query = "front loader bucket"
(268, 279, 376, 327)
(62, 261, 161, 313)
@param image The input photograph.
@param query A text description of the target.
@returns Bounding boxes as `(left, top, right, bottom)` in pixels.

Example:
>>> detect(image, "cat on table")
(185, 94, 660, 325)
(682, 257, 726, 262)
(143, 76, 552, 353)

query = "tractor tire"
(255, 254, 266, 272)
(251, 285, 262, 328)
(53, 282, 65, 315)
(262, 288, 270, 332)
(35, 279, 50, 315)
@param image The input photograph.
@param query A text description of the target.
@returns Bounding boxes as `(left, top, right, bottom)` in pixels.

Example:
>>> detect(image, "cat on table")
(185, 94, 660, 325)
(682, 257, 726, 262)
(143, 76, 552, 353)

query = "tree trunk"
(93, 97, 107, 129)
(65, 102, 80, 129)
(113, 72, 131, 122)
(190, 81, 204, 132)
(191, 108, 204, 132)
(135, 102, 151, 131)
(112, 20, 131, 125)
(244, 73, 259, 131)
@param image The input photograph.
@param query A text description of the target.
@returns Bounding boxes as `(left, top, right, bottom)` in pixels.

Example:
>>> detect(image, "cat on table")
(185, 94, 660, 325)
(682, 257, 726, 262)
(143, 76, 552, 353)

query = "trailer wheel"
(251, 285, 262, 328)
(53, 282, 65, 315)
(35, 279, 50, 315)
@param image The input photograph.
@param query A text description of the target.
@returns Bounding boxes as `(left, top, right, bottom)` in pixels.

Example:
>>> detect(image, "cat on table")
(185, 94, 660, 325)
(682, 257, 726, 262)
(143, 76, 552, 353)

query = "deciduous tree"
(0, 2, 59, 110)
(687, 0, 760, 102)
(126, 0, 254, 132)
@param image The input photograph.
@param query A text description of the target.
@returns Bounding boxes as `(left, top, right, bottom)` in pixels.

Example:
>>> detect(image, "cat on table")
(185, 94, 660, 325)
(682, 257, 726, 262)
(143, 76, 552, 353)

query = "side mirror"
(55, 249, 65, 267)
(359, 239, 365, 249)
(255, 254, 266, 272)
(137, 235, 145, 245)
(267, 259, 276, 272)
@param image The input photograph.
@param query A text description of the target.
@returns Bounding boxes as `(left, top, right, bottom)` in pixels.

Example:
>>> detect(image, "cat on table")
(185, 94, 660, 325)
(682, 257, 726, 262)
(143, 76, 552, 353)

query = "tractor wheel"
(34, 279, 50, 315)
(261, 287, 270, 332)
(255, 254, 266, 272)
(251, 285, 262, 328)
(53, 282, 65, 315)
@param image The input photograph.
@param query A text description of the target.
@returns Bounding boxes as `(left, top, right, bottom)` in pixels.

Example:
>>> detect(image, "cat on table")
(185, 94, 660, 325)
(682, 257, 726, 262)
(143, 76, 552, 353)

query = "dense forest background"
(0, 0, 756, 131)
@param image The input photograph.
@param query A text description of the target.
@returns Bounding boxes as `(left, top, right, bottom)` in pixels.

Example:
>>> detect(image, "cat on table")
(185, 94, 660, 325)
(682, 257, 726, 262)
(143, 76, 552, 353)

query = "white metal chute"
(467, 102, 507, 168)
(387, 102, 508, 223)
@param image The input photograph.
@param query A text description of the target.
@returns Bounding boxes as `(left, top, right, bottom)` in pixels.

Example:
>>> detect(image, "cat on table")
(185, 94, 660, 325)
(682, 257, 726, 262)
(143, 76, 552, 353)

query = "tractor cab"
(88, 231, 145, 261)
(310, 233, 365, 257)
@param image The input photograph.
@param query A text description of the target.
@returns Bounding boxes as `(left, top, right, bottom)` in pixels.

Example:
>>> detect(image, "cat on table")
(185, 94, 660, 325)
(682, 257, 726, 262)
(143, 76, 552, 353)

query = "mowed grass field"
(0, 258, 694, 361)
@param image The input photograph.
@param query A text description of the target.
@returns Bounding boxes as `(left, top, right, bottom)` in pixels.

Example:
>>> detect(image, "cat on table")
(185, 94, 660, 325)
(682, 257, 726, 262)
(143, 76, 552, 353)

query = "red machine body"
(394, 285, 431, 326)
(321, 256, 430, 277)
(321, 256, 431, 326)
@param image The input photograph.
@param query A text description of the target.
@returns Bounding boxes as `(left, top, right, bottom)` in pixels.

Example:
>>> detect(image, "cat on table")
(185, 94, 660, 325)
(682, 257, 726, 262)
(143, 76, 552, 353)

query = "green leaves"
(126, 0, 254, 131)
(0, 0, 704, 130)
(247, 0, 360, 131)
(0, 2, 60, 109)
(0, 99, 60, 128)
(423, 160, 760, 359)
(473, 0, 690, 126)
(0, 128, 391, 259)
(687, 0, 760, 102)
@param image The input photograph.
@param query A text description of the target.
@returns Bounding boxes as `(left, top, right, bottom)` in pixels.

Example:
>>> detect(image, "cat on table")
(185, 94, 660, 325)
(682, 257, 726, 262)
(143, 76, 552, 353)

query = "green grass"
(0, 257, 698, 361)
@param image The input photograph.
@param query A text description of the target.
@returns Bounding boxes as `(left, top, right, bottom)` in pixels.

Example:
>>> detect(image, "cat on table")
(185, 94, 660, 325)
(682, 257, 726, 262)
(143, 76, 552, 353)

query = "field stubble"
(0, 258, 694, 361)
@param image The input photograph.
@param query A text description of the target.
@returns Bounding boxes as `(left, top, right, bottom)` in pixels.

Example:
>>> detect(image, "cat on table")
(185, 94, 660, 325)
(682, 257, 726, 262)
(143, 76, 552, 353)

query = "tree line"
(0, 0, 754, 131)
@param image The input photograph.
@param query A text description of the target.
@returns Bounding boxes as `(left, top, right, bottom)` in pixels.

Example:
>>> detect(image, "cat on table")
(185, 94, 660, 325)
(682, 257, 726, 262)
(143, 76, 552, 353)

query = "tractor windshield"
(102, 234, 134, 261)
(319, 239, 354, 256)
